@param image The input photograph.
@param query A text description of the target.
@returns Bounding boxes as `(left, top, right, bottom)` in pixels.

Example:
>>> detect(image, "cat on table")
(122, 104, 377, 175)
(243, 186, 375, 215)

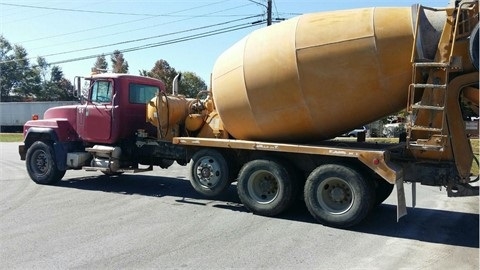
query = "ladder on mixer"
(406, 61, 449, 151)
(405, 3, 473, 151)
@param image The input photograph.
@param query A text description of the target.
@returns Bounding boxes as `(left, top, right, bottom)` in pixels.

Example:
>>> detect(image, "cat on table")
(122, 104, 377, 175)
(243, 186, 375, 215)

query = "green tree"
(179, 71, 207, 98)
(93, 54, 108, 73)
(36, 66, 75, 101)
(0, 35, 16, 101)
(50, 66, 63, 82)
(111, 50, 128, 73)
(49, 66, 75, 100)
(36, 56, 49, 81)
(34, 56, 50, 100)
(0, 35, 74, 101)
(141, 59, 177, 93)
(11, 45, 41, 100)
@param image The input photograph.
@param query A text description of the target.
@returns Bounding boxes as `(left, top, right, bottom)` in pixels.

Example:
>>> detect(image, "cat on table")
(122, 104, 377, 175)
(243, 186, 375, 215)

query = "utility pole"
(267, 0, 272, 26)
(248, 0, 274, 26)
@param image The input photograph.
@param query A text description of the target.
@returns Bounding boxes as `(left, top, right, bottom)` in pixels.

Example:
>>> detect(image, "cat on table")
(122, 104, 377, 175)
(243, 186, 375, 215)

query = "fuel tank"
(212, 7, 431, 142)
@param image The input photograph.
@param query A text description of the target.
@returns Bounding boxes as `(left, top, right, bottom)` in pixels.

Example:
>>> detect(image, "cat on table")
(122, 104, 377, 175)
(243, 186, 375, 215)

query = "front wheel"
(26, 141, 66, 185)
(304, 164, 374, 228)
(189, 149, 231, 197)
(237, 159, 298, 216)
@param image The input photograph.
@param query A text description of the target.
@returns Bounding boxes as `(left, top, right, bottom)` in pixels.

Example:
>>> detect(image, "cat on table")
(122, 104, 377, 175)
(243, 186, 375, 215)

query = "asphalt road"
(0, 142, 478, 269)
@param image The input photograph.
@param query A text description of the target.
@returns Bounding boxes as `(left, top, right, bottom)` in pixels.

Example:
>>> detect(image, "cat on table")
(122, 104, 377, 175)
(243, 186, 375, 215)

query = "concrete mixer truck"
(19, 1, 479, 228)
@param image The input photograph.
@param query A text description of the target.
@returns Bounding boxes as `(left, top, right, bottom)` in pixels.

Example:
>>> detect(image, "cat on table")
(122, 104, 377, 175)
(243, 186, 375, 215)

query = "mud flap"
(396, 177, 407, 221)
(412, 182, 416, 208)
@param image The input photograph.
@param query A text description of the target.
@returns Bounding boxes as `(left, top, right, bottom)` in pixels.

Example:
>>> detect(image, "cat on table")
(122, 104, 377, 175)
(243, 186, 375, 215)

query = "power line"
(16, 1, 230, 42)
(15, 1, 247, 44)
(0, 16, 262, 65)
(0, 2, 204, 17)
(29, 4, 257, 50)
(273, 0, 280, 18)
(38, 15, 262, 59)
(1, 0, 114, 24)
(246, 0, 268, 8)
(48, 22, 259, 65)
(0, 1, 285, 68)
(245, 0, 275, 26)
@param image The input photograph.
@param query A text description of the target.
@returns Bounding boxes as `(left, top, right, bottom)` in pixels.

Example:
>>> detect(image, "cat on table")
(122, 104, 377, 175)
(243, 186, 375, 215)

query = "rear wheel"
(189, 149, 231, 197)
(304, 164, 374, 228)
(26, 141, 66, 185)
(237, 159, 298, 216)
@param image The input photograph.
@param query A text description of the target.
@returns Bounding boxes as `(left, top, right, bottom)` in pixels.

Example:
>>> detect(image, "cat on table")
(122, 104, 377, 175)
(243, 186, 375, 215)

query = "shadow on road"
(57, 174, 479, 248)
(57, 173, 242, 205)
(355, 204, 479, 248)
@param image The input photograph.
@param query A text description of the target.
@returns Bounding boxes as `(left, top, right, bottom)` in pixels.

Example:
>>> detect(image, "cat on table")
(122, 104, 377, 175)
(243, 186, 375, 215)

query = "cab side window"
(91, 81, 112, 103)
(129, 83, 159, 104)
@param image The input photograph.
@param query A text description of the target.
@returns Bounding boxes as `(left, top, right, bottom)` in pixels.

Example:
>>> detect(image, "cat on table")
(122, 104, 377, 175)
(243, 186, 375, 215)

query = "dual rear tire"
(304, 164, 375, 228)
(189, 150, 386, 228)
(237, 159, 298, 216)
(237, 161, 377, 227)
(189, 151, 299, 216)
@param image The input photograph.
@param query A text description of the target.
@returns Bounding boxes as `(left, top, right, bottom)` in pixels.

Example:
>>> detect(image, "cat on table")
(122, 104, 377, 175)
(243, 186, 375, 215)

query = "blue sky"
(0, 0, 449, 84)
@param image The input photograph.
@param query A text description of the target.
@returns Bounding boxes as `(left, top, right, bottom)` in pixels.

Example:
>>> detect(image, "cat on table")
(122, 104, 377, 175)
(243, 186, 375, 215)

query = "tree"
(0, 35, 75, 101)
(35, 66, 75, 101)
(141, 59, 177, 93)
(36, 56, 49, 81)
(50, 66, 63, 82)
(34, 56, 50, 100)
(141, 60, 207, 97)
(93, 54, 108, 73)
(0, 35, 16, 101)
(11, 45, 41, 100)
(111, 50, 128, 73)
(50, 66, 75, 101)
(179, 71, 207, 98)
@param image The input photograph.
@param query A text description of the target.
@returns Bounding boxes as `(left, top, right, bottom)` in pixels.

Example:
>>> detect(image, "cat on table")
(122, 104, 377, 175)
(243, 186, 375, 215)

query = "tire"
(237, 159, 298, 216)
(189, 149, 231, 197)
(26, 141, 66, 185)
(374, 179, 394, 206)
(304, 164, 374, 228)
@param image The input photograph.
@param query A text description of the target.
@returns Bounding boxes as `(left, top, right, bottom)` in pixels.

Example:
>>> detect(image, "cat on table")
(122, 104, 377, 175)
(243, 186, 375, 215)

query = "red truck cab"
(75, 73, 164, 144)
(22, 73, 165, 147)
(19, 74, 166, 176)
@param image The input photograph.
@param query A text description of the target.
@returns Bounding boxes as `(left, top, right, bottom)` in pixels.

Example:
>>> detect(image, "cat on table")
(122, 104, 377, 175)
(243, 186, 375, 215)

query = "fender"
(20, 127, 68, 171)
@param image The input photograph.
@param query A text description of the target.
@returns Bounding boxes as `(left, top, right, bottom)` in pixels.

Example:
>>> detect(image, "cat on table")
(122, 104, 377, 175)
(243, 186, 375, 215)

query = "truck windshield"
(91, 81, 113, 103)
(129, 83, 159, 104)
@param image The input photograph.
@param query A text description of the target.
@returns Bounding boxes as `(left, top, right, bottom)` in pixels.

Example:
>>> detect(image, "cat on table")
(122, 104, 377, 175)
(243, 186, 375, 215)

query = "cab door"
(77, 80, 114, 143)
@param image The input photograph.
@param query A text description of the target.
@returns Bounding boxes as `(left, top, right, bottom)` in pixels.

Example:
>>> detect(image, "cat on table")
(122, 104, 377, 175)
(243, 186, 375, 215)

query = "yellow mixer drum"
(212, 7, 415, 142)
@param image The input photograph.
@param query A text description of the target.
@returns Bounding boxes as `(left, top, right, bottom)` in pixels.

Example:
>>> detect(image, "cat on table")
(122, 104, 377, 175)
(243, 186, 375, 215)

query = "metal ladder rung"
(408, 143, 445, 151)
(411, 83, 447, 89)
(409, 126, 443, 132)
(413, 62, 449, 68)
(410, 104, 445, 110)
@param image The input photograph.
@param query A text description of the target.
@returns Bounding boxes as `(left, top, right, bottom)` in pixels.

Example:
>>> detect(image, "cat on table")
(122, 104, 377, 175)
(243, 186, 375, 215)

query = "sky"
(0, 0, 450, 86)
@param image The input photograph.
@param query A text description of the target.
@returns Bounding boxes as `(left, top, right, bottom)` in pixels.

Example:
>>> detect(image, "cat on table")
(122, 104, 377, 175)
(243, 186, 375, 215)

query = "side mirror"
(74, 76, 81, 96)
